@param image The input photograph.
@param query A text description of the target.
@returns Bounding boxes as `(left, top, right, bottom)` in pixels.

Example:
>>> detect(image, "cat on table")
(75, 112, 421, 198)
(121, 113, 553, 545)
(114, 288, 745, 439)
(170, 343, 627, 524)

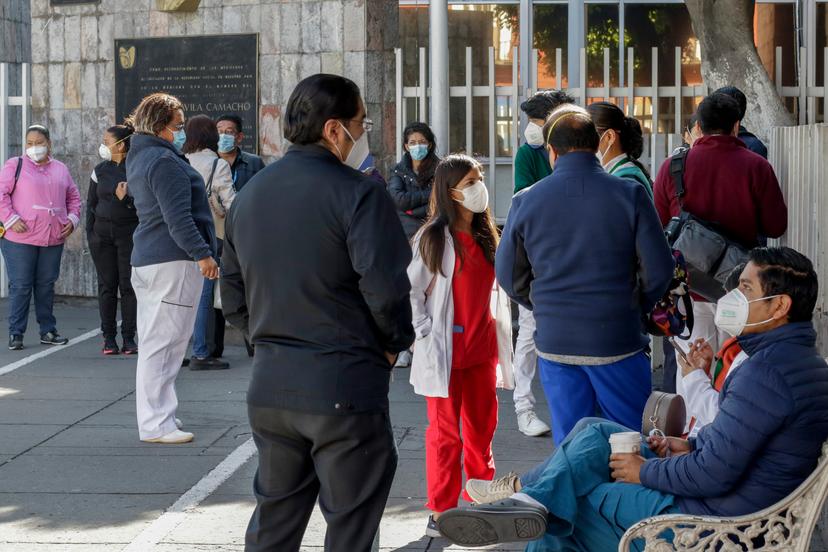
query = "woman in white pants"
(126, 93, 219, 444)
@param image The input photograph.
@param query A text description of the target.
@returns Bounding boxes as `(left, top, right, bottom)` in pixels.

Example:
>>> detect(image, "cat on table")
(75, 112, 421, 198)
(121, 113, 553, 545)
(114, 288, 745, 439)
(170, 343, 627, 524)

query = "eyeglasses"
(345, 118, 373, 132)
(168, 123, 185, 131)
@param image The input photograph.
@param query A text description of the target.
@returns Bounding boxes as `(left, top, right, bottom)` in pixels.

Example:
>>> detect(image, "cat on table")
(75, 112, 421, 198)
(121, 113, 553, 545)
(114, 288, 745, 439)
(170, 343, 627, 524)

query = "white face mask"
(524, 122, 545, 147)
(98, 144, 112, 161)
(26, 145, 48, 163)
(455, 181, 489, 213)
(715, 288, 782, 336)
(337, 123, 370, 170)
(596, 130, 615, 167)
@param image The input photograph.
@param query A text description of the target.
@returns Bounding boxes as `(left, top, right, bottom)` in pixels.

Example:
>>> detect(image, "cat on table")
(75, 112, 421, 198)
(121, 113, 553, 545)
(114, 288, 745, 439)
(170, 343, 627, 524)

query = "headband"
(545, 112, 587, 144)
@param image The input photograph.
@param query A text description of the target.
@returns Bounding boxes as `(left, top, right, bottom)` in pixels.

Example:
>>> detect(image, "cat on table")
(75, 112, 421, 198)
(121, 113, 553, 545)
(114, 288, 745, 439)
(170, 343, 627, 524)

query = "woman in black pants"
(87, 121, 139, 355)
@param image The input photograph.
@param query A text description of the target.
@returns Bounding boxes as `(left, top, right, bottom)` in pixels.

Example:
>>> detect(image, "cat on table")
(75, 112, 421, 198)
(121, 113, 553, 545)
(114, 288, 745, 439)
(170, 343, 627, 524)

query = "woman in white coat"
(182, 115, 236, 370)
(408, 154, 514, 537)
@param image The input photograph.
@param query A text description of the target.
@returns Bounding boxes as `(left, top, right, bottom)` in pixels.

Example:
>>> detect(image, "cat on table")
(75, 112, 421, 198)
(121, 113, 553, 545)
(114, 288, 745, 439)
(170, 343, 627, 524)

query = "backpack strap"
(669, 149, 688, 207)
(205, 158, 219, 197)
(12, 157, 23, 194)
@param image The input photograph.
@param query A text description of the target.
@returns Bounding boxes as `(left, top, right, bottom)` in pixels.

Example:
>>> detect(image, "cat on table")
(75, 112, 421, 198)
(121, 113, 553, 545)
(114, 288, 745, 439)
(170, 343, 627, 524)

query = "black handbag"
(664, 150, 750, 301)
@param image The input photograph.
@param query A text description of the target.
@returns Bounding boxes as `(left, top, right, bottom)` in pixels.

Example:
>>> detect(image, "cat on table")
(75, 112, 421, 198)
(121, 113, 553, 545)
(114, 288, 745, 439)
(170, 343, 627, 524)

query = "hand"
(198, 257, 219, 280)
(678, 338, 714, 377)
(384, 351, 398, 366)
(60, 221, 75, 239)
(609, 453, 645, 483)
(9, 220, 27, 233)
(647, 435, 692, 458)
(115, 182, 128, 201)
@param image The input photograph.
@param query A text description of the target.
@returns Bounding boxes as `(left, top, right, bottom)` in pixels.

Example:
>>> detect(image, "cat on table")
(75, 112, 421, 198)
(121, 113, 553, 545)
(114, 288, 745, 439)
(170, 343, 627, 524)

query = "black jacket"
(221, 144, 415, 414)
(86, 161, 139, 234)
(387, 156, 434, 239)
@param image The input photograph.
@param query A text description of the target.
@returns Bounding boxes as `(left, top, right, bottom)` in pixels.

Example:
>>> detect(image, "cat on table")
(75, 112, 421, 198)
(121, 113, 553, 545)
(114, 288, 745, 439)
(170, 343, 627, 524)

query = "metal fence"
(395, 46, 828, 221)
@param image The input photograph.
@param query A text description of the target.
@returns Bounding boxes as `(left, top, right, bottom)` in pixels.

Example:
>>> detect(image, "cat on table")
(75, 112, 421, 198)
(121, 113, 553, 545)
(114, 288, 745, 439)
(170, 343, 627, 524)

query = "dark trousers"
(0, 239, 63, 336)
(246, 405, 398, 552)
(88, 221, 137, 339)
(660, 337, 677, 393)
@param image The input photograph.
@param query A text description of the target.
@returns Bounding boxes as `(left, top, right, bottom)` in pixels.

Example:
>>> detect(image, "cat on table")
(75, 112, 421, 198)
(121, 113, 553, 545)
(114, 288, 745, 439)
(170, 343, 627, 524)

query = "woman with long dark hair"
(388, 122, 440, 239)
(587, 101, 654, 198)
(87, 120, 139, 355)
(407, 154, 514, 537)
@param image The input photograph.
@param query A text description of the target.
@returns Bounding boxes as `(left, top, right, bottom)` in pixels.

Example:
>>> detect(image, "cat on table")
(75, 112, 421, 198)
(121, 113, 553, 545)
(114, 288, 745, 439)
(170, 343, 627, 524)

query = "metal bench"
(619, 441, 828, 551)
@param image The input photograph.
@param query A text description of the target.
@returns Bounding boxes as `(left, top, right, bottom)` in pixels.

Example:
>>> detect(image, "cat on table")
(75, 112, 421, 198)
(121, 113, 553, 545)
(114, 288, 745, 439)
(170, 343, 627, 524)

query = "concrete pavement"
(0, 299, 553, 551)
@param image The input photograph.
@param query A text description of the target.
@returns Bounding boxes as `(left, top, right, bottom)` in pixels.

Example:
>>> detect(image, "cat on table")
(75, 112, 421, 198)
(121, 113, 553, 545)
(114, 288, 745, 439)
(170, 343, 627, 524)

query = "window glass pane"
(754, 4, 797, 87)
(533, 4, 568, 88)
(399, 5, 428, 89)
(448, 4, 519, 86)
(586, 5, 620, 87)
(816, 3, 826, 123)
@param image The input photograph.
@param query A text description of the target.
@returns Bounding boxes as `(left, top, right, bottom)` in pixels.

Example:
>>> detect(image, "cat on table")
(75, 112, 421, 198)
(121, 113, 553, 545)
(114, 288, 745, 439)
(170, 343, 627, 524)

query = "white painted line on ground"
(0, 327, 102, 376)
(122, 437, 257, 552)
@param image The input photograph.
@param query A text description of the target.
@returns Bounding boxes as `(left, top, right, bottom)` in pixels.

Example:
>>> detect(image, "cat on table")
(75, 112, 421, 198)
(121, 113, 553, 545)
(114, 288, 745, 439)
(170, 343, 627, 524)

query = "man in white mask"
(510, 90, 574, 438)
(220, 74, 414, 551)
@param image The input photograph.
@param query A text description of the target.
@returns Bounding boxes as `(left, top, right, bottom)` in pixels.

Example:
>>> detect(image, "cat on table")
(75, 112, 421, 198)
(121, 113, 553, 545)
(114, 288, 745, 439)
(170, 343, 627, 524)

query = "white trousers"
(513, 304, 538, 413)
(132, 261, 203, 440)
(674, 300, 729, 430)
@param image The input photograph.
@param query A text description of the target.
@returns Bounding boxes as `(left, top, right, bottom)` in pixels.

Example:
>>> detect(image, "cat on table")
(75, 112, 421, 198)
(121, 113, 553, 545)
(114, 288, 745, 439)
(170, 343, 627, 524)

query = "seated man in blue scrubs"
(437, 247, 828, 551)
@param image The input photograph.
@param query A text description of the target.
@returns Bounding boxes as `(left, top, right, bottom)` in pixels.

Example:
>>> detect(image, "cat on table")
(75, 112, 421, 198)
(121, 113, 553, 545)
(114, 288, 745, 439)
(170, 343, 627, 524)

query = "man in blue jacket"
(496, 104, 675, 445)
(436, 247, 828, 550)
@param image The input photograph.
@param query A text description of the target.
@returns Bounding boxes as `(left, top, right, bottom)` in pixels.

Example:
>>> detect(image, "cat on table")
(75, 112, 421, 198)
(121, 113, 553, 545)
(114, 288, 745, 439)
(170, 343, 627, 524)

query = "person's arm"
(635, 188, 675, 313)
(387, 172, 431, 213)
(346, 181, 415, 354)
(513, 146, 538, 194)
(753, 161, 788, 239)
(653, 160, 673, 227)
(494, 192, 533, 309)
(220, 216, 248, 338)
(214, 160, 236, 211)
(0, 158, 20, 226)
(407, 234, 434, 339)
(681, 369, 720, 431)
(148, 157, 212, 261)
(640, 361, 791, 497)
(64, 169, 82, 229)
(86, 170, 98, 234)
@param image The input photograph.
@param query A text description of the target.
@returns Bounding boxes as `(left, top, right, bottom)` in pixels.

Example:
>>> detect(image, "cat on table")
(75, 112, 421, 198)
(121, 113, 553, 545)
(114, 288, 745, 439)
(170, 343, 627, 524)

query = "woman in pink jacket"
(0, 125, 82, 350)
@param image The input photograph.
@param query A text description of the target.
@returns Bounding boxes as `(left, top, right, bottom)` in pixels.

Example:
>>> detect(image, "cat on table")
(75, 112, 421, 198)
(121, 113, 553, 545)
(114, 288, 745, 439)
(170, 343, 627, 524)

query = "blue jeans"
(192, 276, 214, 359)
(520, 420, 679, 552)
(0, 240, 64, 336)
(538, 352, 652, 445)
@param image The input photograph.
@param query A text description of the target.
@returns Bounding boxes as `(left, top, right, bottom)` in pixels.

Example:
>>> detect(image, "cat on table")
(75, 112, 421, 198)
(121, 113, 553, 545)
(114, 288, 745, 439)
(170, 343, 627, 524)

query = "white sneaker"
(142, 429, 194, 444)
(175, 418, 182, 429)
(517, 410, 551, 437)
(395, 350, 412, 368)
(465, 472, 520, 504)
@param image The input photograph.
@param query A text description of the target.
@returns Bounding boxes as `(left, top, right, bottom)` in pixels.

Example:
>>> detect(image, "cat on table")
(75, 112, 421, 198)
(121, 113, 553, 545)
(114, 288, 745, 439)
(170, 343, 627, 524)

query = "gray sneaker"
(465, 472, 520, 504)
(425, 515, 441, 538)
(436, 498, 547, 547)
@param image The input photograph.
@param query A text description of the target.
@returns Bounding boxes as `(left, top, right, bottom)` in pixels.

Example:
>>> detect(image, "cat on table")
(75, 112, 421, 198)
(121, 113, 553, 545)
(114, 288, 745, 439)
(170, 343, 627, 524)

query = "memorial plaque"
(115, 34, 259, 153)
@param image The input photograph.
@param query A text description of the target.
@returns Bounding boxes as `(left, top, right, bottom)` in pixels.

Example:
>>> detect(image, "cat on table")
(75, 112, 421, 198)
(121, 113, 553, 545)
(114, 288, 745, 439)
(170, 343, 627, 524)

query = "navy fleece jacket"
(496, 151, 674, 358)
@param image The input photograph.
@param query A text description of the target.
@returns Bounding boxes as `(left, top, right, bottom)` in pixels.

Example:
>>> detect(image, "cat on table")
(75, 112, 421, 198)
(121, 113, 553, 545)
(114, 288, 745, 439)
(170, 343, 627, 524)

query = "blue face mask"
(409, 144, 429, 161)
(218, 134, 236, 153)
(171, 129, 186, 150)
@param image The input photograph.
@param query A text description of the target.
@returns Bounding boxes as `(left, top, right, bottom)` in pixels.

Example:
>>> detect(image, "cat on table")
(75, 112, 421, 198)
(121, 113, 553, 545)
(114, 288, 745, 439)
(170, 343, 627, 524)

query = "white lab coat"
(684, 350, 749, 438)
(407, 227, 514, 398)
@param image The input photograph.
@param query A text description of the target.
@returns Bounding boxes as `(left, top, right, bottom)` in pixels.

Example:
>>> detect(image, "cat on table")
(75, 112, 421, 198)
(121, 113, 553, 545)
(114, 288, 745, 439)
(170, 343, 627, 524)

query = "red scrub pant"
(425, 360, 498, 513)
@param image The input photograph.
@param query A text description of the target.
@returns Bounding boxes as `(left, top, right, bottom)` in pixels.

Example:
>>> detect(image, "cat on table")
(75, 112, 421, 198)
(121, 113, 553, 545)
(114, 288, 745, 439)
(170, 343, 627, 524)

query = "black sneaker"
(102, 337, 120, 355)
(425, 515, 441, 538)
(122, 337, 138, 355)
(189, 356, 230, 371)
(8, 335, 23, 351)
(40, 331, 69, 346)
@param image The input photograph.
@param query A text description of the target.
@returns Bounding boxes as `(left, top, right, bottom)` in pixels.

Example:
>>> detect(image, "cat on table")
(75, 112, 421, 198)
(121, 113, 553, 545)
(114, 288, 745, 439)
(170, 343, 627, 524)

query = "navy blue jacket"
(127, 134, 217, 267)
(739, 126, 768, 159)
(496, 151, 674, 358)
(641, 322, 828, 516)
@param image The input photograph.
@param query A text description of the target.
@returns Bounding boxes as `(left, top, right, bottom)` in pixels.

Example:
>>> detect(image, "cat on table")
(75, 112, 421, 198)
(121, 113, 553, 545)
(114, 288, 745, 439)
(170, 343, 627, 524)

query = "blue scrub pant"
(521, 420, 680, 552)
(538, 352, 652, 445)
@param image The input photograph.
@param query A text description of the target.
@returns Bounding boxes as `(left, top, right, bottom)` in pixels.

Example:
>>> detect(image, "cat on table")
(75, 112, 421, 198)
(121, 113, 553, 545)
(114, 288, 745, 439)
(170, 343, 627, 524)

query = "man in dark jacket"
(496, 105, 675, 446)
(221, 74, 414, 552)
(714, 86, 768, 158)
(654, 93, 788, 406)
(435, 247, 828, 550)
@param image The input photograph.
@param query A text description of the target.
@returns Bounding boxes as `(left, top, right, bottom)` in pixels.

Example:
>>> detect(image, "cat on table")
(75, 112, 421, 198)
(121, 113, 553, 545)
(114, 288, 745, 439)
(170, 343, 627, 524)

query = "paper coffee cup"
(609, 432, 641, 454)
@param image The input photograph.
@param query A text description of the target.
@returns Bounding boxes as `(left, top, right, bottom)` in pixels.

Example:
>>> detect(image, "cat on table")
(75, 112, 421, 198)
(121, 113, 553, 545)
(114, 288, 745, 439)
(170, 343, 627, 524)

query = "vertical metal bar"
(21, 63, 29, 148)
(776, 46, 783, 99)
(603, 48, 610, 101)
(824, 47, 828, 124)
(419, 47, 427, 122)
(519, 0, 532, 101)
(618, 0, 625, 106)
(0, 63, 7, 167)
(579, 48, 586, 106)
(395, 49, 403, 161)
(627, 47, 634, 117)
(568, 0, 585, 92)
(429, 0, 449, 152)
(650, 47, 658, 177)
(799, 46, 807, 125)
(674, 47, 682, 142)
(488, 47, 497, 208)
(512, 46, 519, 159)
(531, 48, 539, 96)
(556, 48, 562, 90)
(466, 47, 472, 155)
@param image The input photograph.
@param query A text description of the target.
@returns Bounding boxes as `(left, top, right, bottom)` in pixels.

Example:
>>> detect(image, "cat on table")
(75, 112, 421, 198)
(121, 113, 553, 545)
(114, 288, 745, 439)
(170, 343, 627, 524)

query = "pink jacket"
(0, 156, 82, 247)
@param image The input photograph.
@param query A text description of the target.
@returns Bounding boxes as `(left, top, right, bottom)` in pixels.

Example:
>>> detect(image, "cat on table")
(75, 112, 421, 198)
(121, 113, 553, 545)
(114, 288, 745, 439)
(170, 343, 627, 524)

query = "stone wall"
(29, 0, 398, 297)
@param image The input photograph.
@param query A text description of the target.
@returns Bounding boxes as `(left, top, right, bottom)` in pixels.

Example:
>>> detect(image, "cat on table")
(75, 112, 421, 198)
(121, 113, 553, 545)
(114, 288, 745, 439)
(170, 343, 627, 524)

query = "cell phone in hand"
(668, 337, 689, 364)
